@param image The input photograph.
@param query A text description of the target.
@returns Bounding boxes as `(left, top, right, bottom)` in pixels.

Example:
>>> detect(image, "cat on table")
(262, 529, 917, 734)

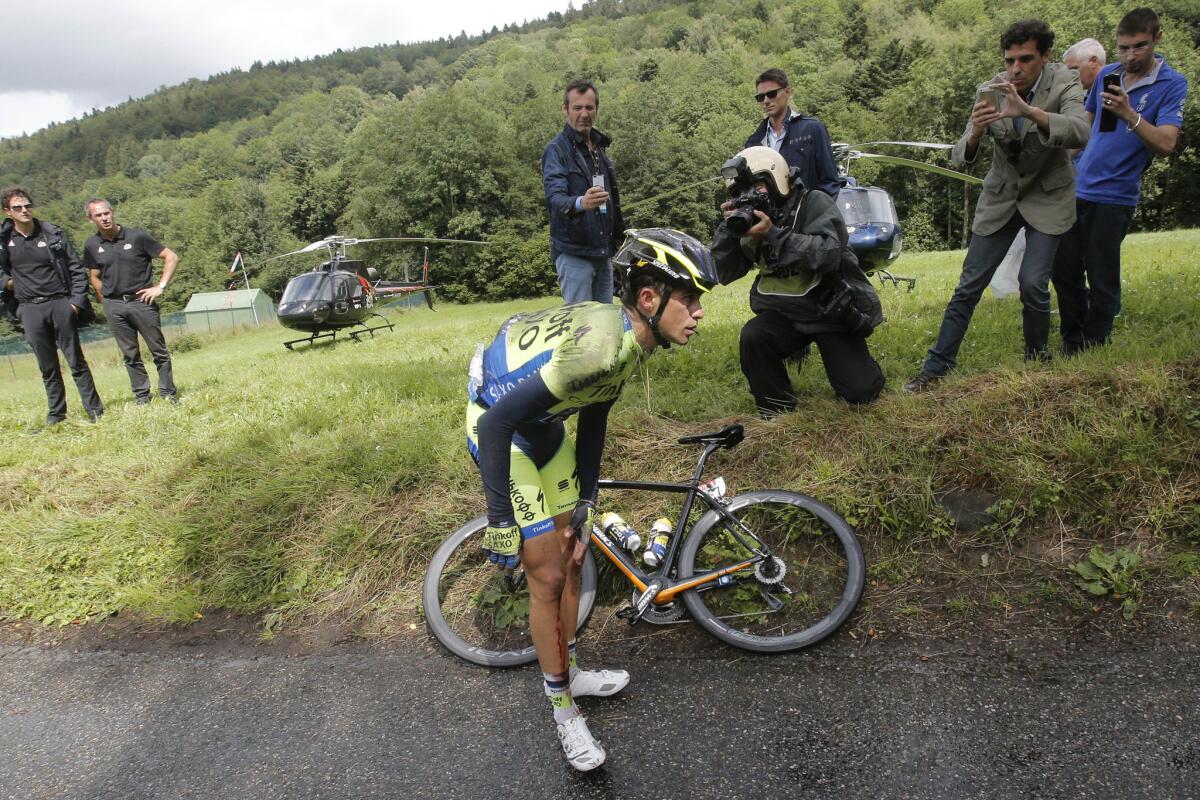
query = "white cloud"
(0, 91, 100, 138)
(2, 0, 574, 139)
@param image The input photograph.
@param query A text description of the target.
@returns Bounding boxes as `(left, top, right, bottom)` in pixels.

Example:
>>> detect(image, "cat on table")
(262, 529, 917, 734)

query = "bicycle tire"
(678, 490, 865, 653)
(423, 515, 598, 668)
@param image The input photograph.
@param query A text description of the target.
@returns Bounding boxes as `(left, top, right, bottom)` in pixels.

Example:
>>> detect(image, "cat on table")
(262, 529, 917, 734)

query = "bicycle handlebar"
(677, 423, 744, 449)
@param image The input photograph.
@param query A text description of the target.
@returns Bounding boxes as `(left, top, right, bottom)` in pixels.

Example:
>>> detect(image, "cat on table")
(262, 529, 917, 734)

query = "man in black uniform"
(1, 187, 104, 424)
(712, 148, 884, 415)
(83, 199, 179, 403)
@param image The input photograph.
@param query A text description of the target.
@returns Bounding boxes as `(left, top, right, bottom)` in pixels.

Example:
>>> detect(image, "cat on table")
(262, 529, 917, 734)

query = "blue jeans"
(922, 211, 1060, 376)
(1051, 199, 1134, 348)
(555, 253, 613, 304)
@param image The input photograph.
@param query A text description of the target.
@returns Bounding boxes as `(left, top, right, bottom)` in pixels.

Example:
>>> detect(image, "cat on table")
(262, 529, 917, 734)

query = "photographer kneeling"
(712, 147, 884, 416)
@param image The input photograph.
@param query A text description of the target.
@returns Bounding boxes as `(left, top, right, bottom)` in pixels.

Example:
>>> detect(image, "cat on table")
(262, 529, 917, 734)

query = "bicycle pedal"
(616, 605, 638, 621)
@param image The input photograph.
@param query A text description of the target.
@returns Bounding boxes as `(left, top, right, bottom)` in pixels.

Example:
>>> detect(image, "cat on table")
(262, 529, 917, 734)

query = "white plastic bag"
(990, 229, 1024, 299)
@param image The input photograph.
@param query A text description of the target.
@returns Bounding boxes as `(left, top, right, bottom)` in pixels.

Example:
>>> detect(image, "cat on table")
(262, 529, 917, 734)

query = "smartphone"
(592, 174, 607, 213)
(979, 86, 1001, 113)
(1099, 72, 1121, 132)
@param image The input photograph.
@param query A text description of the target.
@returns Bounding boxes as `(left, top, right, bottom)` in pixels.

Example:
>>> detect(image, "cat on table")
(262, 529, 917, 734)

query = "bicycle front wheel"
(678, 490, 865, 653)
(422, 516, 598, 668)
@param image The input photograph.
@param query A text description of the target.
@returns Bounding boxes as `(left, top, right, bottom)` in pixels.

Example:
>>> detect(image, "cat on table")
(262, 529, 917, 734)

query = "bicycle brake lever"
(503, 568, 526, 593)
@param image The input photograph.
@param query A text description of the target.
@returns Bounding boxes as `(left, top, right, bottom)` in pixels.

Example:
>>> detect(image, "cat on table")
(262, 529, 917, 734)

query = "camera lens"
(725, 207, 758, 236)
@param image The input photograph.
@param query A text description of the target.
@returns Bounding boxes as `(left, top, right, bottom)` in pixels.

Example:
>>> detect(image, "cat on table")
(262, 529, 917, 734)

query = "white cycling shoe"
(569, 668, 630, 698)
(557, 714, 606, 772)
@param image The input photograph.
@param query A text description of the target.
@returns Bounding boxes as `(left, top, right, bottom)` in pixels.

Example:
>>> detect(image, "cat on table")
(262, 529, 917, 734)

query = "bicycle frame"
(592, 439, 771, 607)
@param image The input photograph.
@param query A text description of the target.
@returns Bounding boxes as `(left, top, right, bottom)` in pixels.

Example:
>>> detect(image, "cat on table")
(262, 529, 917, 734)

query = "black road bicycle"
(423, 424, 865, 667)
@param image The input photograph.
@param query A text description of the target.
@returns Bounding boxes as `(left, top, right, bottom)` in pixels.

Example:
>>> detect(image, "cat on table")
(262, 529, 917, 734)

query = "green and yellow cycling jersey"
(469, 301, 646, 422)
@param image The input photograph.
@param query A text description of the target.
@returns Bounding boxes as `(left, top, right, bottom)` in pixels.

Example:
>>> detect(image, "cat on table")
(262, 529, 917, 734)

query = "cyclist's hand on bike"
(482, 524, 520, 569)
(567, 500, 594, 565)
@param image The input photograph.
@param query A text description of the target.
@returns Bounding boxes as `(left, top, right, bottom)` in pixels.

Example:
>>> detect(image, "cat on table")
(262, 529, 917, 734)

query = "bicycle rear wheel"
(678, 490, 864, 653)
(423, 516, 598, 667)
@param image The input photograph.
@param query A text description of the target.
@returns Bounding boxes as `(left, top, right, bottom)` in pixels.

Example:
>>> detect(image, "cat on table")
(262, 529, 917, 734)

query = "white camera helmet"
(722, 146, 792, 200)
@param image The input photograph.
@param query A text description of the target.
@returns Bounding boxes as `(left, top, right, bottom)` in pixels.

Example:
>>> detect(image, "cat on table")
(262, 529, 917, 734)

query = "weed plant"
(0, 231, 1197, 633)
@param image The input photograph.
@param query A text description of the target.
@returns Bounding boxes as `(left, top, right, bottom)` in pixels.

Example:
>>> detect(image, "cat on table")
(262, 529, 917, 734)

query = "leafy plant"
(471, 578, 530, 630)
(1070, 547, 1143, 620)
(171, 332, 203, 353)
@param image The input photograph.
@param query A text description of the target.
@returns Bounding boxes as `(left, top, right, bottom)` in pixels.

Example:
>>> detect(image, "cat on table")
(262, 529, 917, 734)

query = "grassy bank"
(1, 230, 1198, 637)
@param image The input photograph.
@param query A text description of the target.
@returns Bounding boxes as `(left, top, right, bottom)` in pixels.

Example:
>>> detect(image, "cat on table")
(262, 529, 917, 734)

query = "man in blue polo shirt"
(1052, 7, 1188, 354)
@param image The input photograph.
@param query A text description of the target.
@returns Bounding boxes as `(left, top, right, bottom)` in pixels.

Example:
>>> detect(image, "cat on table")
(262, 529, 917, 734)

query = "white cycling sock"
(544, 672, 577, 724)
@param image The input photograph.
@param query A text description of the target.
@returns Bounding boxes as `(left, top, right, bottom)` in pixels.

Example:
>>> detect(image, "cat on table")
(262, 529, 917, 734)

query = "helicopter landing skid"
(347, 314, 395, 343)
(283, 330, 338, 350)
(875, 269, 916, 292)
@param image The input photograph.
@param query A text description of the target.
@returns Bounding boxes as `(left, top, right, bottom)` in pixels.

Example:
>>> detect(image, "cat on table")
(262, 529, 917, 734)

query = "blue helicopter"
(833, 141, 982, 289)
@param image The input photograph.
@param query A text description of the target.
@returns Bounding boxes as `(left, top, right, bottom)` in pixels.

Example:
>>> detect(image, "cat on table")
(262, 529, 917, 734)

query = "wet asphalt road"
(1, 626, 1198, 800)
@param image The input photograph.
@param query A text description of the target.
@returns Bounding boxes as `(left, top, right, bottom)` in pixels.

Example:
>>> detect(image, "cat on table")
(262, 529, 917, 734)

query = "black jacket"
(712, 177, 883, 335)
(0, 218, 90, 309)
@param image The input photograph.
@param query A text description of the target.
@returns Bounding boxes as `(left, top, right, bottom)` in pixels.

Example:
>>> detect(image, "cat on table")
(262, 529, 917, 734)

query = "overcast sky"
(1, 0, 576, 139)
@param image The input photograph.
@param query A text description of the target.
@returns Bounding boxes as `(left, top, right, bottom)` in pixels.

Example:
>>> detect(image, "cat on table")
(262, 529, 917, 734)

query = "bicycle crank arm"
(616, 578, 666, 626)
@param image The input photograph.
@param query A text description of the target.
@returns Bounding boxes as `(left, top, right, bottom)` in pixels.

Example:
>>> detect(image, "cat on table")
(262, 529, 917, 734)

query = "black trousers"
(740, 310, 884, 414)
(17, 298, 103, 421)
(1051, 199, 1134, 349)
(103, 297, 175, 399)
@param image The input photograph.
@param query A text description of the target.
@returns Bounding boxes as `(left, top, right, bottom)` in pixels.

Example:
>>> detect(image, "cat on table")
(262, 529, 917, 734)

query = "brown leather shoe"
(902, 373, 941, 393)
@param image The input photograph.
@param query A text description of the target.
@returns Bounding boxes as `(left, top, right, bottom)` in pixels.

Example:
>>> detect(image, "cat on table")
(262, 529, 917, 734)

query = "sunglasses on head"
(7, 203, 33, 211)
(754, 87, 786, 103)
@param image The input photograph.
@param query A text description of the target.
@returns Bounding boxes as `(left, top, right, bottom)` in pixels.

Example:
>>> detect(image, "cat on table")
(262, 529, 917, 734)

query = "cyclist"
(466, 228, 717, 771)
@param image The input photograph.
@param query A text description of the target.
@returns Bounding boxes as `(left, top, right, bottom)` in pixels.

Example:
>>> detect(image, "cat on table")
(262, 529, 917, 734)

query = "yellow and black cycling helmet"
(614, 228, 719, 346)
(614, 227, 718, 298)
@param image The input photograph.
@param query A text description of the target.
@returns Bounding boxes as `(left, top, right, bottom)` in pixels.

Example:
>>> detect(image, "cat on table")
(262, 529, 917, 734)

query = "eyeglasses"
(1116, 41, 1152, 54)
(754, 87, 786, 103)
(7, 203, 33, 211)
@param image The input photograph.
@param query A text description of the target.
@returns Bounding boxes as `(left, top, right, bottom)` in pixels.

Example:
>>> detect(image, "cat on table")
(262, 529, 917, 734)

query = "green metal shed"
(184, 289, 276, 333)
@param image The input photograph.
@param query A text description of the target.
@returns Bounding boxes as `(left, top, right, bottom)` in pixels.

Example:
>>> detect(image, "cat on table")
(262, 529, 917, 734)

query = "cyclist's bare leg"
(557, 516, 583, 665)
(522, 511, 578, 676)
(524, 512, 605, 770)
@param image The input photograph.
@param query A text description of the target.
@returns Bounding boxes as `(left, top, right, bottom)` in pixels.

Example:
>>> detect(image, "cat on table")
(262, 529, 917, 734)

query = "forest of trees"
(1, 0, 1196, 311)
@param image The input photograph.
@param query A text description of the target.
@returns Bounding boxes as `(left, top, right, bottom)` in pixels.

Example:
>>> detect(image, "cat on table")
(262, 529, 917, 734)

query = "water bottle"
(698, 476, 726, 501)
(599, 512, 641, 553)
(642, 518, 672, 568)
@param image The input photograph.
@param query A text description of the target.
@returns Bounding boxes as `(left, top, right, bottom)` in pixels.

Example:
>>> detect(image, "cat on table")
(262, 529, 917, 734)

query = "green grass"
(1, 230, 1198, 631)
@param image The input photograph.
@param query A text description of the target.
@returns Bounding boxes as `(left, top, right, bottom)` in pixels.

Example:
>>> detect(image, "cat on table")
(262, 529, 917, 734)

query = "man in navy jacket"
(542, 80, 625, 303)
(744, 68, 840, 197)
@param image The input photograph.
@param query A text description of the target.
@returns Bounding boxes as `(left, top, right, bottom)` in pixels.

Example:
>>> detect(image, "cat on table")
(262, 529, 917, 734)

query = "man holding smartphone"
(542, 80, 625, 304)
(905, 19, 1089, 392)
(1052, 7, 1189, 354)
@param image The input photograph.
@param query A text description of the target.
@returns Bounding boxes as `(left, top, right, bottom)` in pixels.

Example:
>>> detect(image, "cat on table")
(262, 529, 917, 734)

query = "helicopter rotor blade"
(854, 152, 983, 185)
(299, 238, 335, 252)
(258, 244, 325, 264)
(344, 237, 492, 246)
(848, 140, 955, 150)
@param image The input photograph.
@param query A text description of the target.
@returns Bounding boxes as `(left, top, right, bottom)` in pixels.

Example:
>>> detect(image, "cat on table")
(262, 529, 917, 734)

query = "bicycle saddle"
(677, 423, 744, 449)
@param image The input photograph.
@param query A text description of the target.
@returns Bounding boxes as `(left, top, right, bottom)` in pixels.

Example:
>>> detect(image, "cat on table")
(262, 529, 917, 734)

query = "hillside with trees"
(1, 0, 1196, 310)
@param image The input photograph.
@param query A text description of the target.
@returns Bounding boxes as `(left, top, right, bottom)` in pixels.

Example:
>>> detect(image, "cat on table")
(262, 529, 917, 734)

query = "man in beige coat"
(905, 19, 1089, 392)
